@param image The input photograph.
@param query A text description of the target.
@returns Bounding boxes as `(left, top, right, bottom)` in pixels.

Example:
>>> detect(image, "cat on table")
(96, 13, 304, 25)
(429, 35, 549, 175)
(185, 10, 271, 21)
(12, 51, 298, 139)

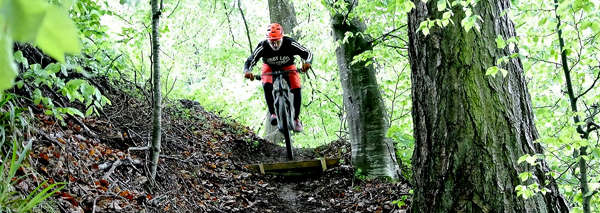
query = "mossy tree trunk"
(407, 0, 570, 212)
(329, 0, 400, 180)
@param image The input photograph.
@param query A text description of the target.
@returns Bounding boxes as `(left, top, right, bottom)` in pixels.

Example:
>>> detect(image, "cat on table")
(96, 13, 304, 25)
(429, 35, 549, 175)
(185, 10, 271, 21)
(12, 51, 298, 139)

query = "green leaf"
(442, 11, 452, 19)
(518, 154, 531, 164)
(591, 147, 600, 159)
(14, 50, 24, 63)
(496, 35, 506, 49)
(500, 68, 508, 77)
(35, 6, 81, 62)
(437, 0, 446, 11)
(0, 30, 18, 95)
(6, 0, 47, 42)
(86, 107, 94, 116)
(66, 79, 85, 88)
(591, 22, 600, 33)
(403, 0, 415, 12)
(538, 17, 547, 26)
(6, 0, 81, 62)
(486, 66, 499, 76)
(519, 172, 531, 181)
(422, 27, 429, 36)
(66, 108, 84, 117)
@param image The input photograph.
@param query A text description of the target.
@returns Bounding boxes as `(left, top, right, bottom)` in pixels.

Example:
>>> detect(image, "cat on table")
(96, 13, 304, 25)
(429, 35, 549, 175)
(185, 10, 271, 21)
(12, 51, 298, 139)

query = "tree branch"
(369, 25, 407, 46)
(526, 56, 562, 66)
(238, 0, 253, 53)
(167, 0, 181, 18)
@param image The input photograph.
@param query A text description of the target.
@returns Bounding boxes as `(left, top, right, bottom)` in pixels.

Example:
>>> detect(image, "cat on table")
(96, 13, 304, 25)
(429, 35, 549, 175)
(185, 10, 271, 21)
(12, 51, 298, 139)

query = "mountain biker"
(243, 23, 313, 132)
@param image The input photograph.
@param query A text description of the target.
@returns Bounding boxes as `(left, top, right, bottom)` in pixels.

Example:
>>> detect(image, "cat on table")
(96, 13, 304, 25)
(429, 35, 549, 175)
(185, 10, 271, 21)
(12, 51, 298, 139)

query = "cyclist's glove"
(301, 62, 311, 73)
(244, 72, 254, 81)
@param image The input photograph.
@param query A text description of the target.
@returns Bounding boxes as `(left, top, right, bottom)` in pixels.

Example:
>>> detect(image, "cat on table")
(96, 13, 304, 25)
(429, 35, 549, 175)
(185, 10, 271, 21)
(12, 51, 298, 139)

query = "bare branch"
(167, 0, 181, 18)
(575, 69, 600, 100)
(526, 56, 562, 66)
(238, 0, 253, 53)
(369, 25, 407, 46)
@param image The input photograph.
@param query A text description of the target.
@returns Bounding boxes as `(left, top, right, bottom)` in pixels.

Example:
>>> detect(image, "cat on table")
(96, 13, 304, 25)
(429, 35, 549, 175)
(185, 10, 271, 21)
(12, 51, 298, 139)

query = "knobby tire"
(278, 96, 293, 160)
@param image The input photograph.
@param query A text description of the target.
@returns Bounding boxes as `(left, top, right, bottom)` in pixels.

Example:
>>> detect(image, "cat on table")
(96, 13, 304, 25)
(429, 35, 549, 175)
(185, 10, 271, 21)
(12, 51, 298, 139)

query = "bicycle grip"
(254, 74, 261, 81)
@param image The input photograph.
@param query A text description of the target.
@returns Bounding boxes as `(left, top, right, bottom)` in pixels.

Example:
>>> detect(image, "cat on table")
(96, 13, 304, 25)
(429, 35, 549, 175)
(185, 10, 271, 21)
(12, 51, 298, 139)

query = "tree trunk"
(264, 0, 299, 144)
(149, 0, 162, 180)
(268, 0, 299, 39)
(407, 0, 570, 212)
(329, 1, 400, 180)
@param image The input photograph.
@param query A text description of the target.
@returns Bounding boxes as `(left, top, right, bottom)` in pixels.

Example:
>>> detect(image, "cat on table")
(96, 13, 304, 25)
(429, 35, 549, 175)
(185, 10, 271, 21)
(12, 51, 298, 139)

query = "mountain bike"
(253, 69, 300, 160)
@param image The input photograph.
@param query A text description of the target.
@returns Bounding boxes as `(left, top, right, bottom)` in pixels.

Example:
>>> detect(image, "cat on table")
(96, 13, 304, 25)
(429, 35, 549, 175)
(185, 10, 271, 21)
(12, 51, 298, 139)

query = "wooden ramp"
(245, 158, 340, 176)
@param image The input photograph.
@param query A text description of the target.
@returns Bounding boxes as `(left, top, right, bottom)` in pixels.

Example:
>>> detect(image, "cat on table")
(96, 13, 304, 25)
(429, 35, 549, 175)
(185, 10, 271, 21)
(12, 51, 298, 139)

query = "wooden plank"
(258, 164, 265, 175)
(245, 158, 340, 173)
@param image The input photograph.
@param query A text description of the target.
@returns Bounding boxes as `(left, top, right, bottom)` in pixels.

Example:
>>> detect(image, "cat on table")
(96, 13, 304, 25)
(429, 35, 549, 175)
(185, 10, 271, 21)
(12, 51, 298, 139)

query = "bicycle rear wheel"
(278, 97, 294, 160)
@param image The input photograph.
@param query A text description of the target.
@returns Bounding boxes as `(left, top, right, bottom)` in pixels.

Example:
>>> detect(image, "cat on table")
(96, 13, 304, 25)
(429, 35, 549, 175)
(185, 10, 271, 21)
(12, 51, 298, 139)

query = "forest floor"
(12, 46, 411, 213)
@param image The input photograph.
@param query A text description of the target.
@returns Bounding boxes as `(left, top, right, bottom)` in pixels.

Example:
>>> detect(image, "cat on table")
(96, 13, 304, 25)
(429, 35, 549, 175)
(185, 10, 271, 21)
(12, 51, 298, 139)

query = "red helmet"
(266, 23, 284, 41)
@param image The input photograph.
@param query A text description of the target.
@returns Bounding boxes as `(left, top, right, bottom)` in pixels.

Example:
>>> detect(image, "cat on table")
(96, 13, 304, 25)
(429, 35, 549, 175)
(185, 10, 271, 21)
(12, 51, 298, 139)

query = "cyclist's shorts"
(261, 64, 301, 89)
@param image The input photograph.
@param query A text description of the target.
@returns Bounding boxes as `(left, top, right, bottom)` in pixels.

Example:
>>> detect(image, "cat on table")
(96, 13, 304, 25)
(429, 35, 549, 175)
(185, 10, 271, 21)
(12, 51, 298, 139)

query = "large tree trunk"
(407, 0, 569, 212)
(264, 0, 299, 144)
(329, 1, 400, 180)
(268, 0, 299, 39)
(149, 0, 162, 180)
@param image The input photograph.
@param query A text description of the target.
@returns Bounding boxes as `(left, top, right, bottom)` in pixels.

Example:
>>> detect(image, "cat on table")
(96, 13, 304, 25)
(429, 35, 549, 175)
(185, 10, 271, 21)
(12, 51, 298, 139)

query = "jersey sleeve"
(243, 42, 265, 72)
(290, 40, 313, 64)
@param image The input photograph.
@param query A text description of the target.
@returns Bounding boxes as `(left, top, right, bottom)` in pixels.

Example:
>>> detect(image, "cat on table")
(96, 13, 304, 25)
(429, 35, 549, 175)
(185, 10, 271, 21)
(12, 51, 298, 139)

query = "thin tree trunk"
(553, 0, 591, 212)
(149, 0, 162, 180)
(329, 0, 400, 180)
(407, 0, 570, 212)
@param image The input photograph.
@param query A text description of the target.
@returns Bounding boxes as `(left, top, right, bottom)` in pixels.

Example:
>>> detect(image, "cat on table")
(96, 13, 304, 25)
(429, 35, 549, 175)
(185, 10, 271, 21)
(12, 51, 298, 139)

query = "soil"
(9, 44, 411, 213)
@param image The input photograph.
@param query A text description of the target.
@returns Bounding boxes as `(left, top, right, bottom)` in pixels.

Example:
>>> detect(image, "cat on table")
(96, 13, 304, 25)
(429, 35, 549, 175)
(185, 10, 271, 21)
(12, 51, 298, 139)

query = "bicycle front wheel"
(278, 96, 294, 160)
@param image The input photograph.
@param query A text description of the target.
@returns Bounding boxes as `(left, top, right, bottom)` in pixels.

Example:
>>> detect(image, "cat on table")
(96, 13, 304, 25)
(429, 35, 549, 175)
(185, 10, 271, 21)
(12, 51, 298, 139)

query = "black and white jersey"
(244, 36, 313, 71)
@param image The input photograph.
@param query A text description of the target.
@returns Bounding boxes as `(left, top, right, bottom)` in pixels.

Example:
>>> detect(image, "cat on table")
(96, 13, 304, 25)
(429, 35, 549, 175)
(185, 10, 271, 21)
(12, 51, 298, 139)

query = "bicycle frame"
(254, 69, 298, 159)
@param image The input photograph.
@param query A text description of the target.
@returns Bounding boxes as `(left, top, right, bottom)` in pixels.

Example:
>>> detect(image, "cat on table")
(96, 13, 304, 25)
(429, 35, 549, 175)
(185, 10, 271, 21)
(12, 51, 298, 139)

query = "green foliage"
(0, 95, 65, 212)
(0, 0, 81, 97)
(387, 124, 413, 180)
(354, 168, 373, 180)
(391, 194, 410, 208)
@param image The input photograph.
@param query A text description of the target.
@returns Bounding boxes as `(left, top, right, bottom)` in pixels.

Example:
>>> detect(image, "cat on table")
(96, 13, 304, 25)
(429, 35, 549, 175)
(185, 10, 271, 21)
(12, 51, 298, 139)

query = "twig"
(166, 0, 181, 18)
(238, 0, 253, 53)
(526, 56, 562, 66)
(341, 0, 358, 25)
(223, 2, 243, 48)
(92, 192, 116, 213)
(102, 159, 122, 180)
(370, 25, 408, 46)
(104, 54, 123, 77)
